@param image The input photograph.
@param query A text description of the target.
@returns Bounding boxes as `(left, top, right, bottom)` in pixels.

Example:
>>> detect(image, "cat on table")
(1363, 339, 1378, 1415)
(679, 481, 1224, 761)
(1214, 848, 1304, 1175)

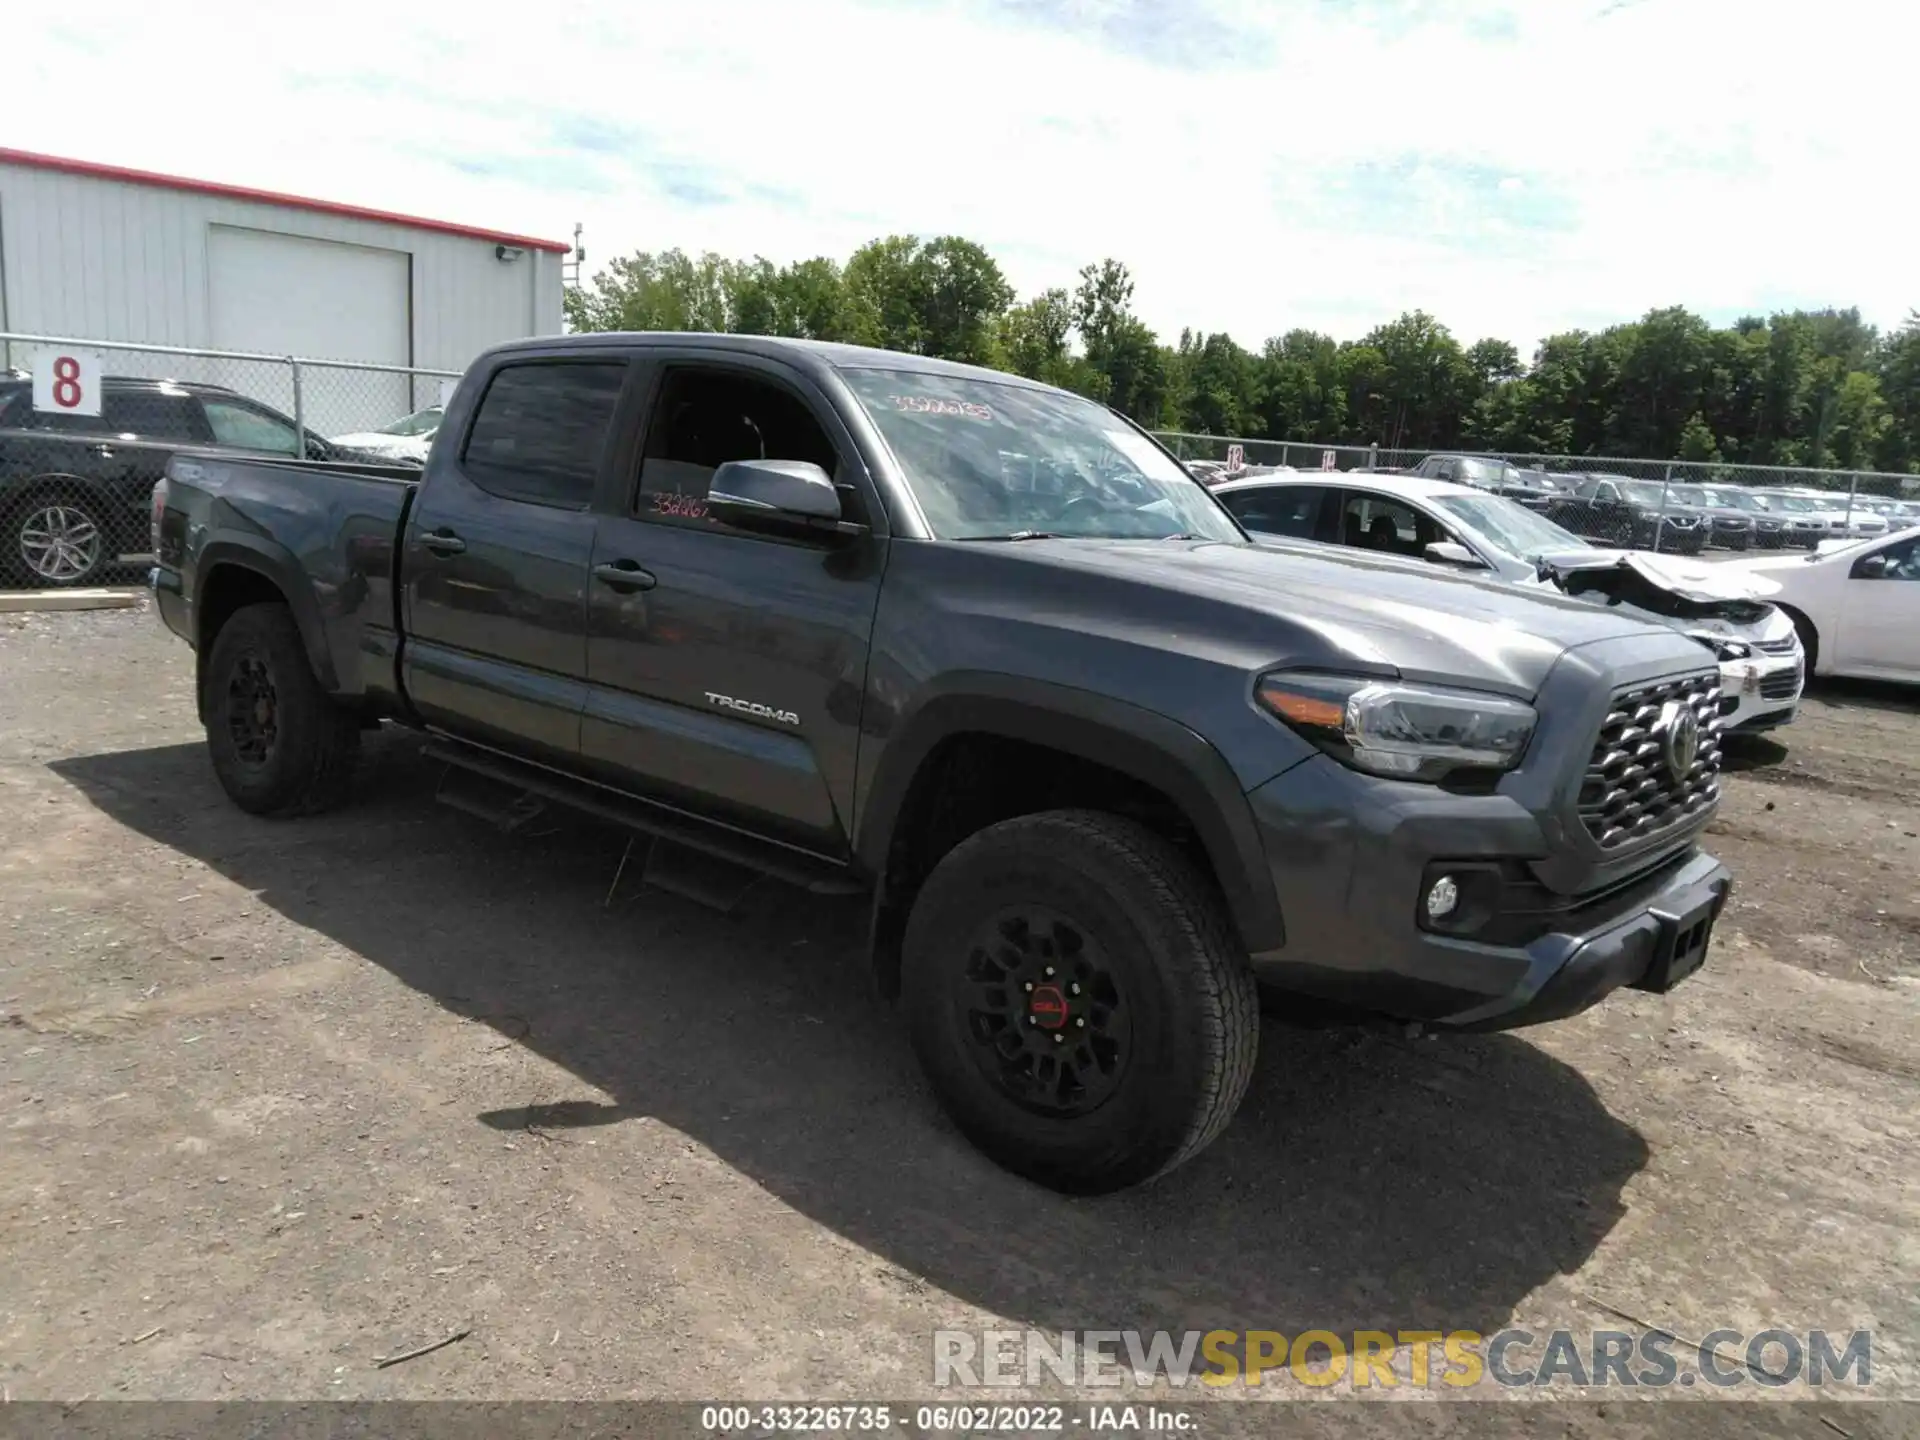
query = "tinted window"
(635, 367, 851, 530)
(463, 362, 626, 508)
(101, 389, 207, 441)
(204, 399, 298, 454)
(1864, 534, 1920, 581)
(1339, 493, 1443, 557)
(1219, 485, 1323, 539)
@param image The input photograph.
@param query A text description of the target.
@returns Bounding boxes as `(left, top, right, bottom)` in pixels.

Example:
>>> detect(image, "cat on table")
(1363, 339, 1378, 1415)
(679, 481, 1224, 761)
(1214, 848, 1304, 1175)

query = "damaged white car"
(1213, 472, 1805, 735)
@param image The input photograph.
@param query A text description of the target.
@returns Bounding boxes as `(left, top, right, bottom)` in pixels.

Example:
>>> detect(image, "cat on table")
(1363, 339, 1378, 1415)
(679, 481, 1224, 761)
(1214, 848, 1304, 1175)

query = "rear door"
(579, 352, 886, 855)
(1216, 483, 1333, 541)
(401, 356, 630, 761)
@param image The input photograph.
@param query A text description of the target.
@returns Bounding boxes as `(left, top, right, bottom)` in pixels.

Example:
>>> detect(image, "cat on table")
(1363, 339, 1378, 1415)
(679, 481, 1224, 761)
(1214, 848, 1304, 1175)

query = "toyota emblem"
(1657, 700, 1700, 780)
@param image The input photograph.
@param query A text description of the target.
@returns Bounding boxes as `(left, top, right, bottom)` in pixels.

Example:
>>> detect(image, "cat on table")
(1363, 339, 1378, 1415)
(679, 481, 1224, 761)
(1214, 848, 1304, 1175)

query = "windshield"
(1620, 480, 1672, 506)
(842, 369, 1242, 542)
(1706, 487, 1763, 510)
(1668, 484, 1708, 505)
(381, 406, 443, 437)
(1767, 493, 1825, 513)
(1434, 492, 1590, 561)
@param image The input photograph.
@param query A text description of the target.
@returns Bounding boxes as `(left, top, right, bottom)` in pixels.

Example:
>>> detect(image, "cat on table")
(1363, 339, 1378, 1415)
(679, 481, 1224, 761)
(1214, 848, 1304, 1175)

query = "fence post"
(1368, 442, 1379, 473)
(1843, 472, 1859, 533)
(288, 356, 305, 456)
(1653, 463, 1674, 553)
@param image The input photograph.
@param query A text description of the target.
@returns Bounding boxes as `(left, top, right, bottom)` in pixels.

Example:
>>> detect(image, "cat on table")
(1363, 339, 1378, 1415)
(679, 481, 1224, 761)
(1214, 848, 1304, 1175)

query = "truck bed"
(157, 451, 421, 712)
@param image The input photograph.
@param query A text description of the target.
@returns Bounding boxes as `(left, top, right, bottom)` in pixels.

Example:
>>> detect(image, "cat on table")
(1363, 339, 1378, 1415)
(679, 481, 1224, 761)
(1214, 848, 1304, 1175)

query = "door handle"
(593, 560, 656, 591)
(90, 444, 115, 459)
(421, 529, 466, 556)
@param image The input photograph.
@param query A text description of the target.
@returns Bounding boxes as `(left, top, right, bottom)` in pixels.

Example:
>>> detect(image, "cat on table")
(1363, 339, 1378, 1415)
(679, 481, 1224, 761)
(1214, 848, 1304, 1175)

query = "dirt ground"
(0, 600, 1915, 1431)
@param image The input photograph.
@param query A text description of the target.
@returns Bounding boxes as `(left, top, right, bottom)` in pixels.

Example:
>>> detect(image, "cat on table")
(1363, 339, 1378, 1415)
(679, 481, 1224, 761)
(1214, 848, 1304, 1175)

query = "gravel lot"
(1, 600, 1915, 1430)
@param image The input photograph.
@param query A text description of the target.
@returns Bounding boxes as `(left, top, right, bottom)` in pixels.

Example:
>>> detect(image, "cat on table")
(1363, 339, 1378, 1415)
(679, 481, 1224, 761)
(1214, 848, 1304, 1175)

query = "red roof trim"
(0, 147, 572, 254)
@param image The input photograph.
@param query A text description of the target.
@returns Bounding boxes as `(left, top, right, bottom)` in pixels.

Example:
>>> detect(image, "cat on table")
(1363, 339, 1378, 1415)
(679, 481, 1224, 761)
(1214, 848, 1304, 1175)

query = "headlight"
(1255, 671, 1536, 782)
(1690, 633, 1752, 662)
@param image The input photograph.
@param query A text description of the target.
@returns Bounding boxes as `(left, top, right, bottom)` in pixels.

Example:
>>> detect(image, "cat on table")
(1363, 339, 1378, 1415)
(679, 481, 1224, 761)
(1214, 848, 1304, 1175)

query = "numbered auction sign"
(31, 347, 104, 417)
(1320, 449, 1338, 471)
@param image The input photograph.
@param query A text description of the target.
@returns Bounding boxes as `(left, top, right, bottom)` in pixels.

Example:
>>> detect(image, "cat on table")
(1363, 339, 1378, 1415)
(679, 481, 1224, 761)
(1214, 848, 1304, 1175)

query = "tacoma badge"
(705, 691, 801, 726)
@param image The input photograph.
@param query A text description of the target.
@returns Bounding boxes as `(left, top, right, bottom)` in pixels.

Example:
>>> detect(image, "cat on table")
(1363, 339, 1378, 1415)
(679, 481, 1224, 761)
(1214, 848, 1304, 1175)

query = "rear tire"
(203, 602, 360, 816)
(902, 810, 1258, 1194)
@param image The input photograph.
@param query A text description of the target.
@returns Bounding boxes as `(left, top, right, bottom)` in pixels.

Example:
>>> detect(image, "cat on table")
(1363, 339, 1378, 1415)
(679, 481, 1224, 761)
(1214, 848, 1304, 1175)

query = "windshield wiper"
(956, 531, 1063, 542)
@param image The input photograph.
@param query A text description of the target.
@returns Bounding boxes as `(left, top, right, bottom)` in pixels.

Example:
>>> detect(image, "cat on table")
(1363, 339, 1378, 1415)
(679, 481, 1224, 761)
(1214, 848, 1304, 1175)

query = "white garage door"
(208, 225, 411, 438)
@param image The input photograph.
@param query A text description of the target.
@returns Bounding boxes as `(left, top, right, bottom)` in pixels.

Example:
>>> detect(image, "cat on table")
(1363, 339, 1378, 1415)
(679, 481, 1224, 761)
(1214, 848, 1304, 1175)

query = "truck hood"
(975, 536, 1695, 699)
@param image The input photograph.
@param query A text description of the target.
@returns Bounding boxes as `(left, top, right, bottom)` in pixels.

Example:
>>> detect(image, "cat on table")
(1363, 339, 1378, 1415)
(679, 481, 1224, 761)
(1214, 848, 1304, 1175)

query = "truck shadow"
(53, 733, 1650, 1342)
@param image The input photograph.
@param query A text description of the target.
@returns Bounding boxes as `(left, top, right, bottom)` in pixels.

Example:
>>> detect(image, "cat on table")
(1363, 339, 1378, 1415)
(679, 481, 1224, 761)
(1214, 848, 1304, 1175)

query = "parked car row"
(1402, 453, 1910, 554)
(0, 375, 430, 587)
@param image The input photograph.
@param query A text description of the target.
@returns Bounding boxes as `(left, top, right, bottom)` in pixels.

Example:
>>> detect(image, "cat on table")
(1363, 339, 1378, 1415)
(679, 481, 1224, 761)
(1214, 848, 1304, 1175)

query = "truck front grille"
(1578, 671, 1723, 850)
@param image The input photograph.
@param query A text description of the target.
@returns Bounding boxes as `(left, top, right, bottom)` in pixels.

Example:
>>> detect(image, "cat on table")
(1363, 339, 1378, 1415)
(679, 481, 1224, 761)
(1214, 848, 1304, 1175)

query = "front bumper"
(1717, 652, 1803, 732)
(1243, 754, 1731, 1031)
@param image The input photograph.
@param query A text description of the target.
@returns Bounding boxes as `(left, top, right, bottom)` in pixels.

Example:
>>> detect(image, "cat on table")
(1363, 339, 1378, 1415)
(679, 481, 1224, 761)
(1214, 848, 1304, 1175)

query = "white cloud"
(8, 0, 1915, 354)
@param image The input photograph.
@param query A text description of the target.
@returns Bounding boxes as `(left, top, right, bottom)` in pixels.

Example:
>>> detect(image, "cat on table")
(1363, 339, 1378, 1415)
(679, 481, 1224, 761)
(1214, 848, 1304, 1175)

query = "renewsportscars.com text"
(932, 1328, 1872, 1392)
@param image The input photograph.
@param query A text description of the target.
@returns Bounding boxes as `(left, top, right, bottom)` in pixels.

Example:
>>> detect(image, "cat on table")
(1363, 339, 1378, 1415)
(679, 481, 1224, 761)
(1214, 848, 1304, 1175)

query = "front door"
(1835, 532, 1920, 678)
(580, 357, 885, 855)
(401, 358, 628, 760)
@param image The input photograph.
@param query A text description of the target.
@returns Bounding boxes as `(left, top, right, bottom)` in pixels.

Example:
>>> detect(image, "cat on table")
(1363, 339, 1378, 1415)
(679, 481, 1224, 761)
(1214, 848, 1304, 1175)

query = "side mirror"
(707, 459, 858, 538)
(1852, 553, 1889, 579)
(1424, 540, 1487, 569)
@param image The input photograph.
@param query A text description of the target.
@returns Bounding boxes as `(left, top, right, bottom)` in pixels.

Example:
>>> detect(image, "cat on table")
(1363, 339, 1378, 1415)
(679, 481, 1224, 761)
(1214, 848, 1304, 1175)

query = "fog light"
(1425, 875, 1460, 921)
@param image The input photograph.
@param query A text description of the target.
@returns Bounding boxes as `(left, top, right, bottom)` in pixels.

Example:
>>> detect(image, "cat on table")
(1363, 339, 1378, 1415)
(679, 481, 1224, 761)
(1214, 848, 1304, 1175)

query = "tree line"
(564, 236, 1920, 475)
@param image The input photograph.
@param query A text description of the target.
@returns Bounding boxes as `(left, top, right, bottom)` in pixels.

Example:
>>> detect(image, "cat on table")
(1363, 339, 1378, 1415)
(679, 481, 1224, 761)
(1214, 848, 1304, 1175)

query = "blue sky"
(9, 0, 1912, 355)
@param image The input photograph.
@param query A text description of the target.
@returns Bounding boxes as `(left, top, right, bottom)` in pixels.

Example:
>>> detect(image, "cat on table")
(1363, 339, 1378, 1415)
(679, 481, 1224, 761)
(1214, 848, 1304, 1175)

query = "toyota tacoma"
(152, 334, 1733, 1194)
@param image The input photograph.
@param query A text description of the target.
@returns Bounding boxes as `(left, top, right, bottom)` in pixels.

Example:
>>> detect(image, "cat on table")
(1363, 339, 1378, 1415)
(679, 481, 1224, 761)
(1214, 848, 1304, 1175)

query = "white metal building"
(0, 147, 567, 431)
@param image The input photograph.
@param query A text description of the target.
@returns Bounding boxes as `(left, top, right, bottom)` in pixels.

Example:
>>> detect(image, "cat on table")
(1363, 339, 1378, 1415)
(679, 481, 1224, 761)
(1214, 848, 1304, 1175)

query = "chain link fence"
(0, 332, 458, 588)
(1155, 431, 1920, 555)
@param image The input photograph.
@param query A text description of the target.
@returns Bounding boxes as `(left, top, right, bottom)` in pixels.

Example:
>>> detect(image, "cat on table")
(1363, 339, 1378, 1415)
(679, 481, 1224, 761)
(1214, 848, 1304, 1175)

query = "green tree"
(912, 237, 1014, 365)
(1677, 412, 1722, 462)
(563, 248, 731, 333)
(1873, 312, 1920, 473)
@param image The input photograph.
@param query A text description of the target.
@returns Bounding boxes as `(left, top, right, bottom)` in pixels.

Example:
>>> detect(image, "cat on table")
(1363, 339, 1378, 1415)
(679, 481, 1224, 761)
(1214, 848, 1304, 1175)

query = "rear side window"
(203, 399, 298, 455)
(101, 390, 207, 441)
(1219, 485, 1324, 539)
(462, 362, 627, 508)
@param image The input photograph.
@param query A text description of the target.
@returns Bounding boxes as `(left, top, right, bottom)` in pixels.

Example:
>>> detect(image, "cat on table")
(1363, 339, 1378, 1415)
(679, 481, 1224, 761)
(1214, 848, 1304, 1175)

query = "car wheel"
(203, 602, 361, 816)
(902, 809, 1258, 1194)
(8, 489, 110, 588)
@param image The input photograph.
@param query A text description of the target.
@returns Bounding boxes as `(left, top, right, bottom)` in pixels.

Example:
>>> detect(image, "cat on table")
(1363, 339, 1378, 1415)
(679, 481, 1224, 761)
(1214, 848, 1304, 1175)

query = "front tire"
(203, 602, 360, 816)
(902, 810, 1258, 1194)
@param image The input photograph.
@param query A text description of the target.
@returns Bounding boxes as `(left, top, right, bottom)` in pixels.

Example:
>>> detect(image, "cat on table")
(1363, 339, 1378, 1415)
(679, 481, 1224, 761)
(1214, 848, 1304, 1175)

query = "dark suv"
(0, 376, 377, 587)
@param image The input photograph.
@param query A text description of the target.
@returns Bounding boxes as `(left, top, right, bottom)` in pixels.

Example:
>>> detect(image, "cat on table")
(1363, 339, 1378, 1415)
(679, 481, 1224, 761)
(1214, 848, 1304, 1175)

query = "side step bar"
(421, 739, 866, 898)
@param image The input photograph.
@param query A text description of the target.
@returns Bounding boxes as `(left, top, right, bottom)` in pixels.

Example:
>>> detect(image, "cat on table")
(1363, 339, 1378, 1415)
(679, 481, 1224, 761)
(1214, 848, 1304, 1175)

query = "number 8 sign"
(31, 347, 104, 417)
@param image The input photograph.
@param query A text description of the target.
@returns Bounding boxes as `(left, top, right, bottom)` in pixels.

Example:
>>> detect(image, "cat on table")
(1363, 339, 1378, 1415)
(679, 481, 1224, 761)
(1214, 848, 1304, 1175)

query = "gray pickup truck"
(153, 333, 1732, 1193)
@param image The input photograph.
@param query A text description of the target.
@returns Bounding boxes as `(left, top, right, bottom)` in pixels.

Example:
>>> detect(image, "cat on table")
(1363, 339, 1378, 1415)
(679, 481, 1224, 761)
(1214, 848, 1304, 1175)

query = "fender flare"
(194, 535, 340, 693)
(855, 673, 1285, 952)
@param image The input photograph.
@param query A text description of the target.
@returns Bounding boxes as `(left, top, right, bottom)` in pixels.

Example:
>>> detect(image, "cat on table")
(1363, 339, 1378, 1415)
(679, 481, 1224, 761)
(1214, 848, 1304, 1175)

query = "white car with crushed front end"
(1214, 472, 1807, 735)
